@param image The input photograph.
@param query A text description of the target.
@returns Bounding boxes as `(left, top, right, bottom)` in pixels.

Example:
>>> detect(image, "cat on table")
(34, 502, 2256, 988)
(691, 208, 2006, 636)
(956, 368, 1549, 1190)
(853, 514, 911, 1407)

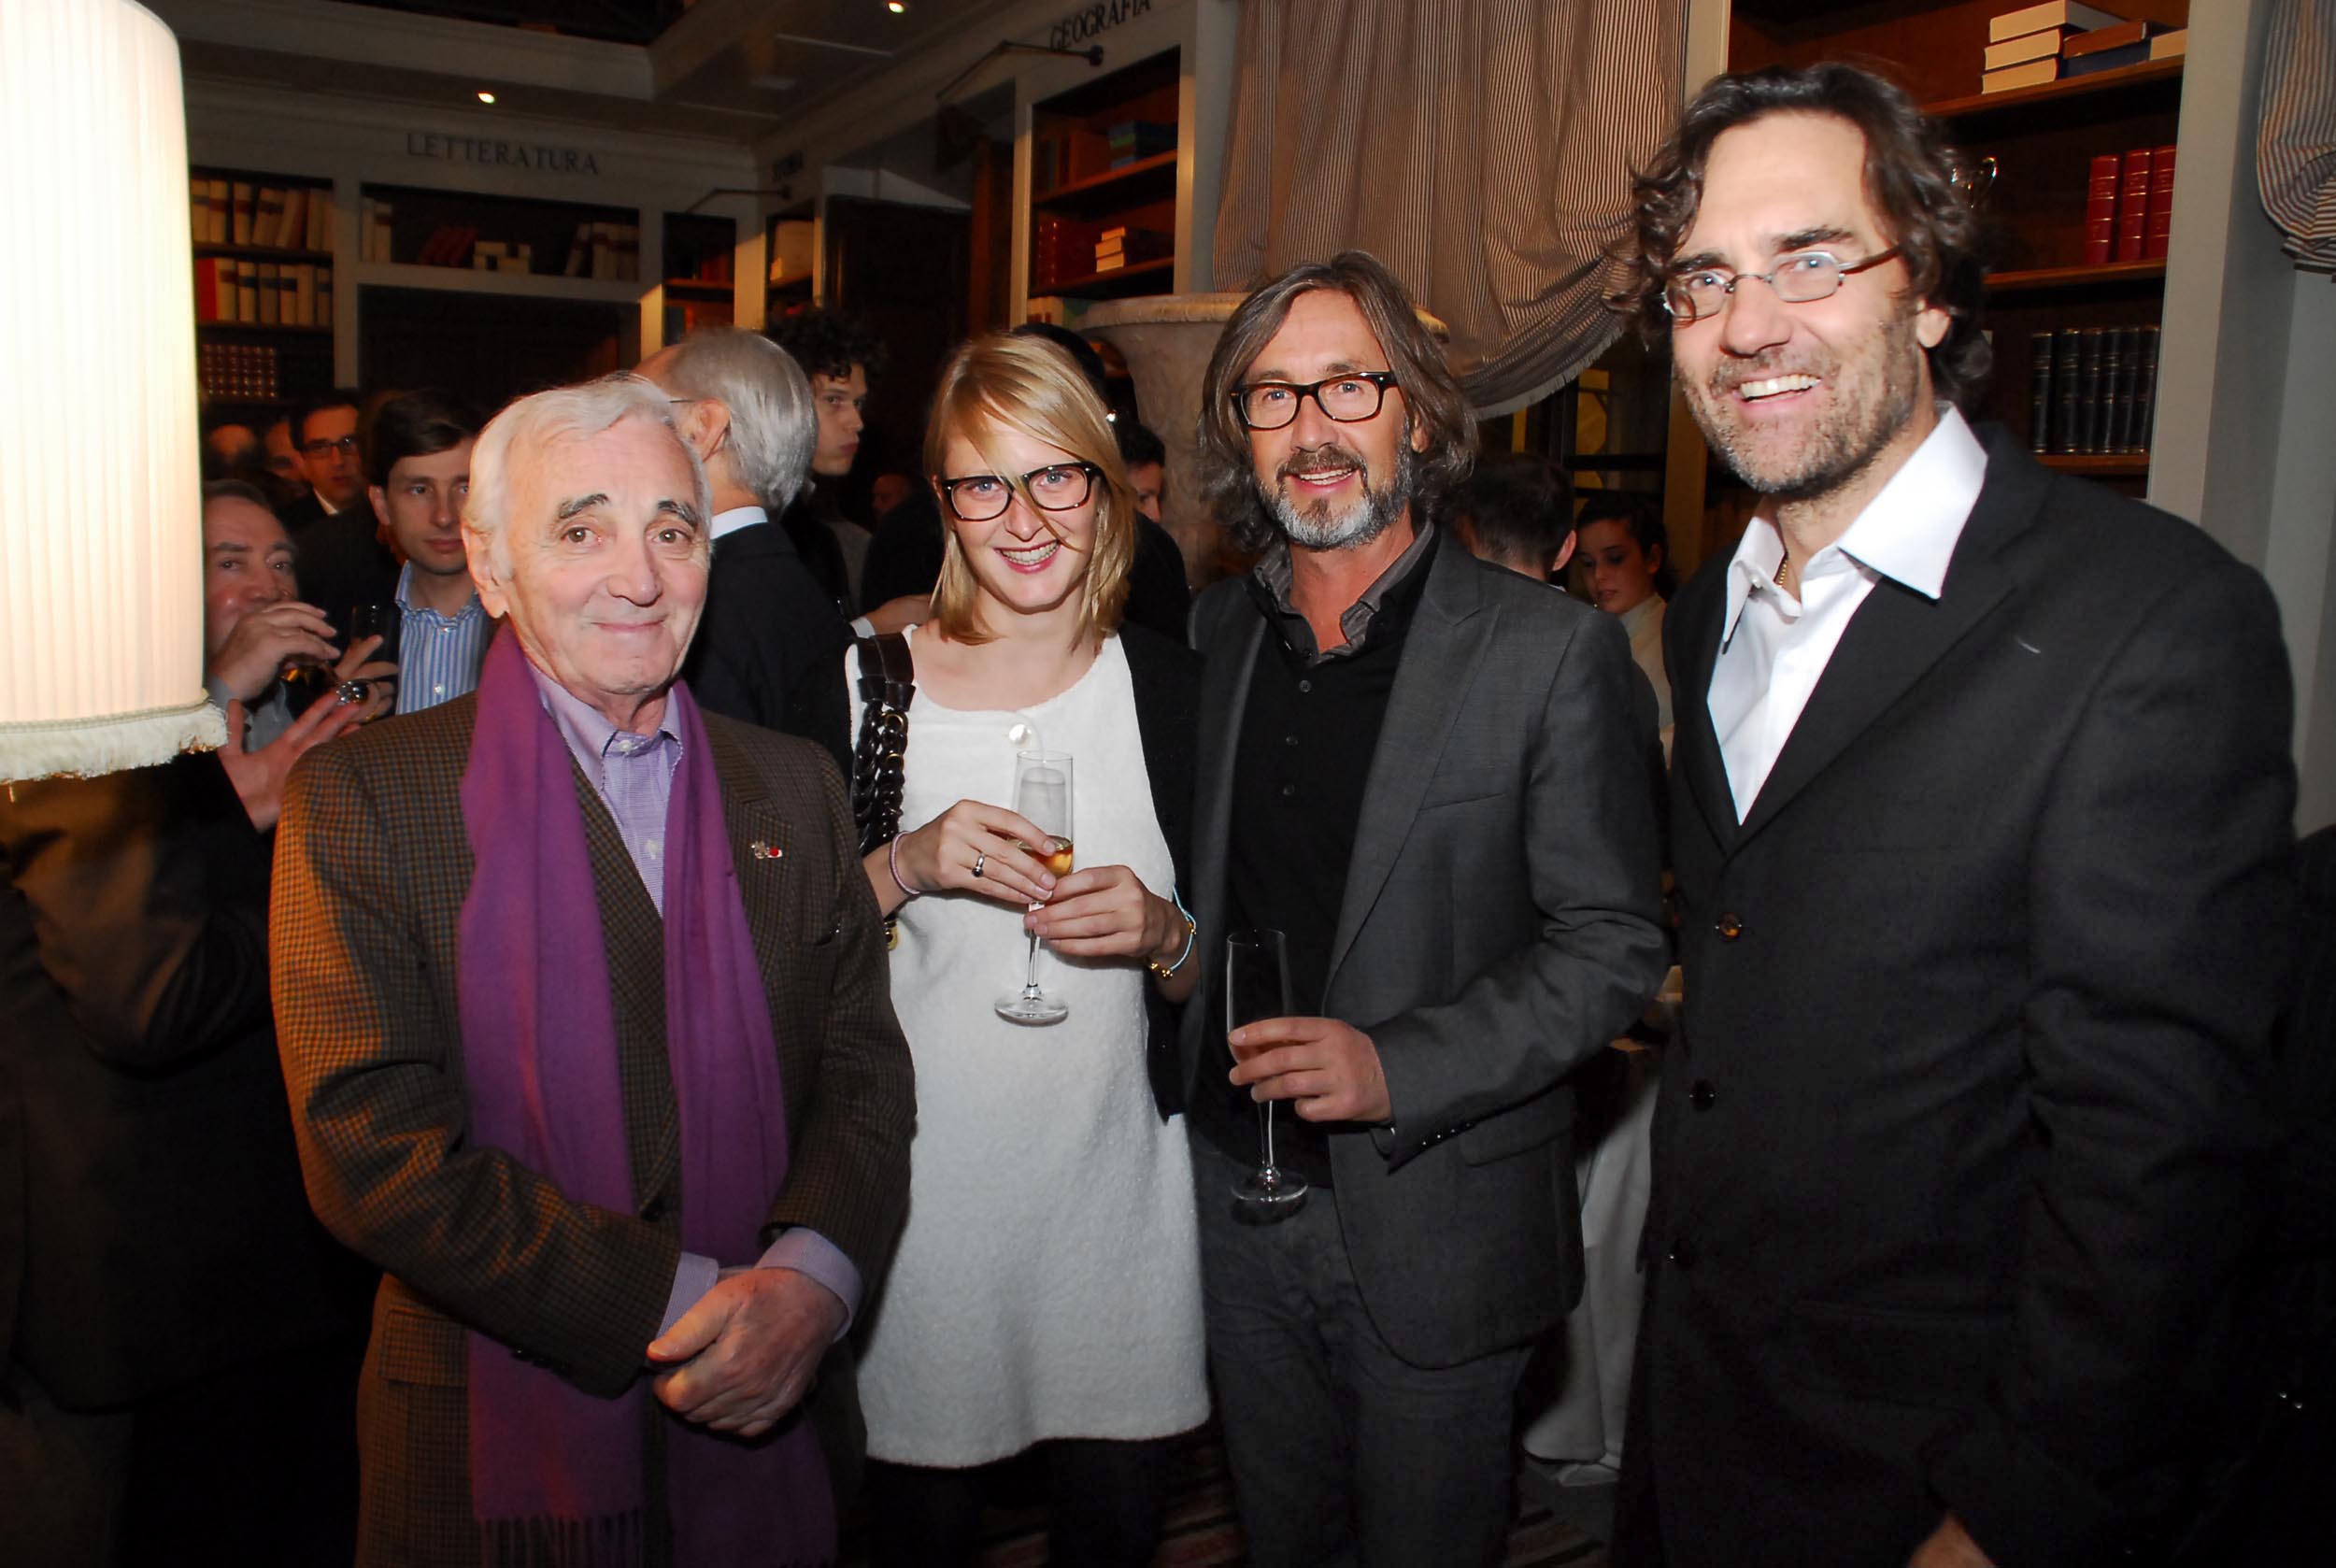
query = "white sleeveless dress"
(848, 628, 1207, 1466)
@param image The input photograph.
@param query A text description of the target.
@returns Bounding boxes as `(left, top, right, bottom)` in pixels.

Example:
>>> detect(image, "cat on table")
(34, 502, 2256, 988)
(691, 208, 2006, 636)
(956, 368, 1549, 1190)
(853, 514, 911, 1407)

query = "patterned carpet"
(842, 1431, 1611, 1567)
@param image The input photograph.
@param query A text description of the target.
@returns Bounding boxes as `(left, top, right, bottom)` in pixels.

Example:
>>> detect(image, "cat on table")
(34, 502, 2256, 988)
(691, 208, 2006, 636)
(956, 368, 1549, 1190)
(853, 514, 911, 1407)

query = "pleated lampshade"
(0, 0, 223, 781)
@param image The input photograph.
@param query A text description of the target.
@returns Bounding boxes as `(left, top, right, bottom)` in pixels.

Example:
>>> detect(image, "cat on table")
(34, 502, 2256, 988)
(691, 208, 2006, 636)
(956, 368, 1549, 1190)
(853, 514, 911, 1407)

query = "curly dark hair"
(1195, 250, 1476, 555)
(1615, 62, 1991, 409)
(766, 306, 889, 385)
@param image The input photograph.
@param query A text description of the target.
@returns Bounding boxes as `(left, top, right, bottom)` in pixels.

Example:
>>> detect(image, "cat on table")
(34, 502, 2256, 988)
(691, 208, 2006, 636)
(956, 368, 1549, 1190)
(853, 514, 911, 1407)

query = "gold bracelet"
(1147, 898, 1198, 982)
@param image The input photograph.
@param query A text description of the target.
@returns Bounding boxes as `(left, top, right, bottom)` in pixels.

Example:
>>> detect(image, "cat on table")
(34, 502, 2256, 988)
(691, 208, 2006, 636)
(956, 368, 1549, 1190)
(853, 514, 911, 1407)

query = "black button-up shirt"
(1194, 524, 1440, 1183)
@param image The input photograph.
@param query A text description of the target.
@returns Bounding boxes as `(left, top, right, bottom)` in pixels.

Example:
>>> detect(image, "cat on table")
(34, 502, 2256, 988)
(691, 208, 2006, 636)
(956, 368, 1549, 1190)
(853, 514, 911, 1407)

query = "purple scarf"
(456, 630, 834, 1566)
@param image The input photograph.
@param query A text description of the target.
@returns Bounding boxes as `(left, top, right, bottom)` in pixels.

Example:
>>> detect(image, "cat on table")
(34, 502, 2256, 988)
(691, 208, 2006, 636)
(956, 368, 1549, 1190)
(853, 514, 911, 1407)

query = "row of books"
(562, 221, 642, 281)
(191, 178, 333, 252)
(194, 258, 334, 327)
(196, 340, 322, 403)
(2030, 324, 2159, 456)
(1983, 6, 2187, 94)
(2085, 146, 2176, 264)
(1033, 215, 1104, 290)
(354, 202, 642, 280)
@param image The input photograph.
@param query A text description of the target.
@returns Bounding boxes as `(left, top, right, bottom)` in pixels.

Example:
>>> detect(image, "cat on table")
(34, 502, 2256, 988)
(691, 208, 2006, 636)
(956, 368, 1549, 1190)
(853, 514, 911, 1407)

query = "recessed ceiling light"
(888, 2, 906, 13)
(477, 90, 496, 104)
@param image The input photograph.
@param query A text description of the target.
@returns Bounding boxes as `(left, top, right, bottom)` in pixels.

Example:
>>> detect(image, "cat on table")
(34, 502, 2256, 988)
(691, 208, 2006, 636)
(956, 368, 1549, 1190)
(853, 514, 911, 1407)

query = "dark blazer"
(271, 696, 915, 1567)
(0, 754, 359, 1408)
(1619, 428, 2297, 1568)
(283, 497, 398, 625)
(1182, 536, 1669, 1368)
(684, 518, 855, 775)
(1118, 621, 1203, 1115)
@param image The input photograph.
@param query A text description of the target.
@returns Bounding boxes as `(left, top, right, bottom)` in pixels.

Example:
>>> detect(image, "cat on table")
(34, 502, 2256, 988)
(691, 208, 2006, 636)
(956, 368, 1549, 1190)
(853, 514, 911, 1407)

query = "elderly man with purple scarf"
(271, 375, 914, 1568)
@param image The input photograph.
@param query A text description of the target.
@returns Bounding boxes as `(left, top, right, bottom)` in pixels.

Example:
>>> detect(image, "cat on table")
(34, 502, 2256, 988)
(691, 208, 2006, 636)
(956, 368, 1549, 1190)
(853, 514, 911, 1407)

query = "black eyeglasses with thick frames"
(300, 434, 362, 459)
(935, 462, 1104, 522)
(1661, 246, 1904, 324)
(1232, 371, 1401, 431)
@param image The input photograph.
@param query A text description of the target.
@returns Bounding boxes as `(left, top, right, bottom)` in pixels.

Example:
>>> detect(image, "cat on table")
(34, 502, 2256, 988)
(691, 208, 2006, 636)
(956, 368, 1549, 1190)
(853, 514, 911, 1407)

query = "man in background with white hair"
(270, 374, 914, 1568)
(638, 328, 854, 774)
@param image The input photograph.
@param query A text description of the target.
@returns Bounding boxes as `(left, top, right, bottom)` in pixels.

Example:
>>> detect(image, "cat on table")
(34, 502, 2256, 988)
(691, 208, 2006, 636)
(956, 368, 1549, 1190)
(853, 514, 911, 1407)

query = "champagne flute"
(1226, 928, 1307, 1215)
(994, 750, 1074, 1026)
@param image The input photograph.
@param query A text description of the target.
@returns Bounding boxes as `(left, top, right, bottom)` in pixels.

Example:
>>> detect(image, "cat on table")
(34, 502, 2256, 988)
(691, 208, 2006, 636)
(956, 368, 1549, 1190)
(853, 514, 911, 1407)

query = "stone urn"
(1081, 292, 1247, 585)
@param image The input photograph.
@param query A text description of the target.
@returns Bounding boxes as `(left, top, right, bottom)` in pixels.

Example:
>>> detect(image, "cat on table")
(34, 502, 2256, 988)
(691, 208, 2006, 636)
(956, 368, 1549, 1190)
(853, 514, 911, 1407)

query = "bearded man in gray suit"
(1181, 250, 1668, 1567)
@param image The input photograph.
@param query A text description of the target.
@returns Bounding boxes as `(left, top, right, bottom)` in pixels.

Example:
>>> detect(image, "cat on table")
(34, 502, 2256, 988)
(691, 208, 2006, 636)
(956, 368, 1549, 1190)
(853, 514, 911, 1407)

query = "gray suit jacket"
(1184, 536, 1668, 1368)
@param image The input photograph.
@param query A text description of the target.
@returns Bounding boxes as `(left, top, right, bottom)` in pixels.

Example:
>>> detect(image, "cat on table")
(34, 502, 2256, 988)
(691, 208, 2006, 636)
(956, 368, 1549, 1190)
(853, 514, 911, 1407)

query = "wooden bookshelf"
(1723, 0, 2190, 467)
(359, 182, 640, 280)
(190, 164, 338, 412)
(1028, 50, 1181, 305)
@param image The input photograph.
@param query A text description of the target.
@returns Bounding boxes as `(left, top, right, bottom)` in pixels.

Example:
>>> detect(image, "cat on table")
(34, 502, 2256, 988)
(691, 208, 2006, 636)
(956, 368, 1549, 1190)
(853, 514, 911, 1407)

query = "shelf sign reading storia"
(1050, 0, 1151, 50)
(405, 132, 601, 178)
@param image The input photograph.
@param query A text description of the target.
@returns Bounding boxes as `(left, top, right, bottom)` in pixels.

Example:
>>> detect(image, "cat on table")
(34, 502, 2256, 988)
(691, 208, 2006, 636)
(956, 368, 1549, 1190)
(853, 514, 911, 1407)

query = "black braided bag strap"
(849, 631, 916, 860)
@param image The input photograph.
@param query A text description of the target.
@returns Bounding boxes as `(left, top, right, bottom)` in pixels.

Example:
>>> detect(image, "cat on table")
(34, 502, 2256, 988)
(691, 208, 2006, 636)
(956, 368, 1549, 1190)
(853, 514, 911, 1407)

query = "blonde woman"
(848, 334, 1206, 1566)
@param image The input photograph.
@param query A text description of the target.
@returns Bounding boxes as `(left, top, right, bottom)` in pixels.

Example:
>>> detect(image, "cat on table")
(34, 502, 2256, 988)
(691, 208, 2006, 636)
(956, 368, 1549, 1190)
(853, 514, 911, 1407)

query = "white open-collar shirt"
(1708, 404, 1988, 822)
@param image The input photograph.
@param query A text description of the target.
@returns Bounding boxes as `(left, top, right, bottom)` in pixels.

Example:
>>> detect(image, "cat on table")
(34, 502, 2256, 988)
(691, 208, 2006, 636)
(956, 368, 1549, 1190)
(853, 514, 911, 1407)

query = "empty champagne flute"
(1226, 928, 1307, 1215)
(994, 750, 1074, 1025)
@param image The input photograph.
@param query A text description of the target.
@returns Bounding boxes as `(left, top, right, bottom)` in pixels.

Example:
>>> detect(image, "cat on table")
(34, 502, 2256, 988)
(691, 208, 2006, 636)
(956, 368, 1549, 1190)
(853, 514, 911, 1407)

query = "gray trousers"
(1191, 1137, 1533, 1568)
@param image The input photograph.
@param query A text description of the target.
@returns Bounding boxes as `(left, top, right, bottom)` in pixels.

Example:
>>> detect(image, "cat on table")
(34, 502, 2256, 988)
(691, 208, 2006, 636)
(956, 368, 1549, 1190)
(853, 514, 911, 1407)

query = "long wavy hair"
(1614, 62, 1992, 410)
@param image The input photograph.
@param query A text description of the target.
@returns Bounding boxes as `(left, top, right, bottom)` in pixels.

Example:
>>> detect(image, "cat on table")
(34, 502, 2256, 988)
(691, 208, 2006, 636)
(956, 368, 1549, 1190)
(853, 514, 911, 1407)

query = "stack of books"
(1981, 5, 2185, 93)
(2030, 324, 2160, 456)
(1094, 225, 1171, 274)
(2083, 146, 2178, 263)
(191, 179, 333, 251)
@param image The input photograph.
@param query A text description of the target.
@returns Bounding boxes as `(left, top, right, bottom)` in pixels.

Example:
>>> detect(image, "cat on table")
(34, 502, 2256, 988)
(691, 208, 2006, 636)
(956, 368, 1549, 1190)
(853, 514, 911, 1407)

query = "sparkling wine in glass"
(1226, 928, 1307, 1216)
(994, 750, 1073, 1026)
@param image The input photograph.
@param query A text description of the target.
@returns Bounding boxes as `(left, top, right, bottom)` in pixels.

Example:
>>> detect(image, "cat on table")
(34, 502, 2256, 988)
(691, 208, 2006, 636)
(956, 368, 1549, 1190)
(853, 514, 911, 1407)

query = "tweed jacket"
(271, 691, 914, 1566)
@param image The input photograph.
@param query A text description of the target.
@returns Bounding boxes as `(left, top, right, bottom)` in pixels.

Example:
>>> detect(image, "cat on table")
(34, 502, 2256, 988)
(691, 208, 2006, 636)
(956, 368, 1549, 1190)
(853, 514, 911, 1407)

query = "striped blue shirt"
(393, 562, 494, 713)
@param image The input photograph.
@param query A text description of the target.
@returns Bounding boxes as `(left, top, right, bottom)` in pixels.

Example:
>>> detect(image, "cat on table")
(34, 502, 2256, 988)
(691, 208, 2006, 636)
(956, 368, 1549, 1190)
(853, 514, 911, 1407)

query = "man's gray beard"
(1696, 317, 1926, 504)
(1269, 445, 1418, 550)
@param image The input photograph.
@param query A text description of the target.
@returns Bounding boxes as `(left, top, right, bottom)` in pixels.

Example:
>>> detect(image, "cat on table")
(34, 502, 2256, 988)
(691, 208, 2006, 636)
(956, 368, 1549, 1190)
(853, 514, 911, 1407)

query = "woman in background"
(1575, 492, 1675, 758)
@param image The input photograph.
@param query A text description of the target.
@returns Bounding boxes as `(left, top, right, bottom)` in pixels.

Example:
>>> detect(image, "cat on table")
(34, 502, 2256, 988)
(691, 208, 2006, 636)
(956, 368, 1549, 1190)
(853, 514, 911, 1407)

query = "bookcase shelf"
(1717, 0, 2190, 465)
(348, 260, 645, 304)
(1033, 151, 1179, 218)
(1926, 58, 2184, 122)
(198, 320, 333, 335)
(1028, 50, 1181, 303)
(2039, 453, 2150, 476)
(193, 241, 333, 263)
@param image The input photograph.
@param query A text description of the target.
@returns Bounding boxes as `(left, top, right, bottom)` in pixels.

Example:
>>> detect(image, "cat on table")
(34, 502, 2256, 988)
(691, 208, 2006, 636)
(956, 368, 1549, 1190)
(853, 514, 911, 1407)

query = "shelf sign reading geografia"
(1050, 0, 1151, 50)
(405, 132, 601, 178)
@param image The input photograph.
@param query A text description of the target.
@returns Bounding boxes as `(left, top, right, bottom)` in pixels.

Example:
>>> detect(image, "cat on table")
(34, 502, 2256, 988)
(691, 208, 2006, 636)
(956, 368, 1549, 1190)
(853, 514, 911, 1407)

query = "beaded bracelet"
(887, 835, 922, 902)
(1147, 887, 1198, 982)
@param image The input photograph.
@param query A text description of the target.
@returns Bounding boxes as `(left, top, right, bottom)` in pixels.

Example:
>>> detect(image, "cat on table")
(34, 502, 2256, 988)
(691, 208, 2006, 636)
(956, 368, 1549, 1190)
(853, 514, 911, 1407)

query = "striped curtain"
(2258, 0, 2336, 274)
(1210, 0, 1685, 417)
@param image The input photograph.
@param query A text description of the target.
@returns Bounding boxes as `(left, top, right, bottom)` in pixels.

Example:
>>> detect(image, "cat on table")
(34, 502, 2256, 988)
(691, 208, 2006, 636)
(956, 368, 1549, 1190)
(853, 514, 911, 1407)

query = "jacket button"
(1715, 913, 1745, 941)
(1667, 1238, 1695, 1270)
(1689, 1078, 1716, 1110)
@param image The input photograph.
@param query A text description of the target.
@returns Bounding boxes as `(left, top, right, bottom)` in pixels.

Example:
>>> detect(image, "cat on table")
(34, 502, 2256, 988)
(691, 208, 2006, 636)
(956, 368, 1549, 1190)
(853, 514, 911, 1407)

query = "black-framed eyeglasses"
(1661, 247, 1903, 324)
(935, 463, 1103, 522)
(300, 434, 361, 459)
(1232, 371, 1400, 431)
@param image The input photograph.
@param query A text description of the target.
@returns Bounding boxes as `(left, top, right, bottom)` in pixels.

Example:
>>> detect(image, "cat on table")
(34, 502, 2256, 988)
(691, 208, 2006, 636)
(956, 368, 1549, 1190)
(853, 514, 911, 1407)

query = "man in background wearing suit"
(1184, 251, 1667, 1567)
(271, 376, 913, 1567)
(1614, 64, 2296, 1568)
(639, 328, 853, 772)
(279, 389, 398, 622)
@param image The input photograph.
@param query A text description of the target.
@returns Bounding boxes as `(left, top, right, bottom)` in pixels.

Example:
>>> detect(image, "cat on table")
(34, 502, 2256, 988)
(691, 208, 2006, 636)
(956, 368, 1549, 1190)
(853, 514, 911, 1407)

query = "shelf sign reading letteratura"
(405, 132, 601, 178)
(1050, 0, 1150, 51)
